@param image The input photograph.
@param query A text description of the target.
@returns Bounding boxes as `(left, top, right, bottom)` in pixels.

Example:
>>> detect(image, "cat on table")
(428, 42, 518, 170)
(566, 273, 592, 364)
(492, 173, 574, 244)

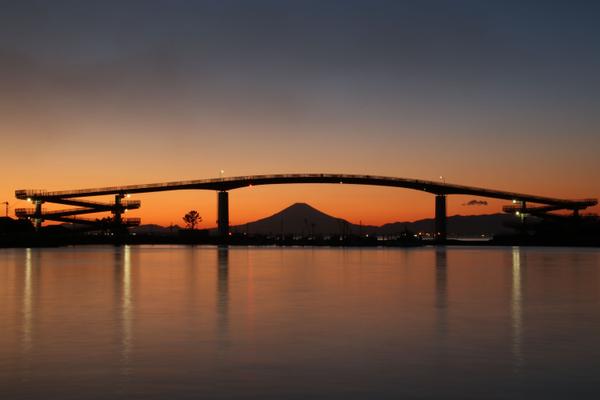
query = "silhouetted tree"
(183, 210, 202, 230)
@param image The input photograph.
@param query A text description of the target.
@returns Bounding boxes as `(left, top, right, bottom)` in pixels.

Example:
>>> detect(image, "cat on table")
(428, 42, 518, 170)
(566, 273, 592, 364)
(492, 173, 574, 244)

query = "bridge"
(14, 173, 597, 241)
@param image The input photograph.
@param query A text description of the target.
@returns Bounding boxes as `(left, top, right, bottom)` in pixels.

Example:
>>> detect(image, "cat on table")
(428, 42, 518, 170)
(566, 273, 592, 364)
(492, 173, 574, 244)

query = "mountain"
(231, 203, 516, 237)
(130, 224, 182, 235)
(232, 203, 358, 236)
(379, 214, 514, 237)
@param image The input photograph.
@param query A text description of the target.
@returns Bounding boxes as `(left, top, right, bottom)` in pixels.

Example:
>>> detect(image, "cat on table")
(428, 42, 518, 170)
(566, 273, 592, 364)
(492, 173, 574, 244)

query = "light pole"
(2, 201, 8, 217)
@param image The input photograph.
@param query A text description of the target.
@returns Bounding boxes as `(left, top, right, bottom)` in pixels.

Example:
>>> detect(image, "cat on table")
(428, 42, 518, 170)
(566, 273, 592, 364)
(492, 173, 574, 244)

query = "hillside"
(230, 203, 515, 237)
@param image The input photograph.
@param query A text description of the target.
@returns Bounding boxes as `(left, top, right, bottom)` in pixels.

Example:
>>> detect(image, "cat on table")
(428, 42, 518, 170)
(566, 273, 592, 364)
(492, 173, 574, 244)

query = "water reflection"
(511, 246, 523, 372)
(186, 246, 199, 308)
(22, 248, 34, 354)
(3, 246, 599, 398)
(245, 249, 256, 333)
(20, 248, 39, 382)
(217, 246, 230, 348)
(435, 247, 448, 309)
(114, 245, 133, 376)
(435, 247, 448, 335)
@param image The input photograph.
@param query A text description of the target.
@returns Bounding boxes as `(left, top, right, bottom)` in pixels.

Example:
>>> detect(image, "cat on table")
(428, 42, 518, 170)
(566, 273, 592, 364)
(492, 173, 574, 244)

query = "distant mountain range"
(116, 202, 516, 237)
(227, 202, 516, 237)
(131, 224, 181, 236)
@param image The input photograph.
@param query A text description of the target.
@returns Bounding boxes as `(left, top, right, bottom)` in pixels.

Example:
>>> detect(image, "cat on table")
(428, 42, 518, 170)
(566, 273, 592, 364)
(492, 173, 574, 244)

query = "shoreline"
(1, 235, 599, 248)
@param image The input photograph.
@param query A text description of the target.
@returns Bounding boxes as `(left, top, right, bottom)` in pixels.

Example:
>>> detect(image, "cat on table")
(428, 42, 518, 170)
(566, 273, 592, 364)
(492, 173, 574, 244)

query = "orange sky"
(3, 174, 598, 229)
(1, 106, 598, 227)
(1, 1, 599, 227)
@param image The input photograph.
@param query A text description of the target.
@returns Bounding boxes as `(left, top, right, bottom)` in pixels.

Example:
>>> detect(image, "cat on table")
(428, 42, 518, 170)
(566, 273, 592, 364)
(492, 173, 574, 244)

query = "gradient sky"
(1, 0, 599, 227)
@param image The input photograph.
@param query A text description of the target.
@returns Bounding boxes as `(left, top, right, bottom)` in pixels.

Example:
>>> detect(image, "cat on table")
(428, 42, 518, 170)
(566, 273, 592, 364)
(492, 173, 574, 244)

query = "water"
(1, 245, 599, 399)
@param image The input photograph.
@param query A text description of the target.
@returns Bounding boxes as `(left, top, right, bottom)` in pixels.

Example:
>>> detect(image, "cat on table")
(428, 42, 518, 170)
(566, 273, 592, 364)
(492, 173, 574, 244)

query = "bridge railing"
(14, 208, 35, 217)
(576, 198, 598, 205)
(13, 174, 495, 199)
(15, 206, 141, 218)
(15, 174, 417, 199)
(121, 200, 141, 208)
(15, 190, 47, 199)
(54, 198, 141, 207)
(14, 174, 597, 209)
(15, 207, 110, 217)
(502, 204, 564, 213)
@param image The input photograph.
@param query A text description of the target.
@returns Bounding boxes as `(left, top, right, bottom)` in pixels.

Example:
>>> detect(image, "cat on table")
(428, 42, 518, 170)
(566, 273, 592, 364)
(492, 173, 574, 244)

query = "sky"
(1, 0, 599, 227)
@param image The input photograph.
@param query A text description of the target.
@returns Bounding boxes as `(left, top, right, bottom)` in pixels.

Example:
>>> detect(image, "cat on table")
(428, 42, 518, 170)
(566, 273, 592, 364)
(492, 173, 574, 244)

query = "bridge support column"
(217, 191, 229, 239)
(435, 195, 447, 243)
(113, 194, 123, 224)
(518, 201, 527, 224)
(33, 200, 43, 231)
(112, 194, 127, 236)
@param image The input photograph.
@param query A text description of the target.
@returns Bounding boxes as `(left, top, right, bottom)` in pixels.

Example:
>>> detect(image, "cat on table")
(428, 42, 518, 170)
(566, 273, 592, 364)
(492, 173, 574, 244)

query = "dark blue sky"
(3, 1, 599, 109)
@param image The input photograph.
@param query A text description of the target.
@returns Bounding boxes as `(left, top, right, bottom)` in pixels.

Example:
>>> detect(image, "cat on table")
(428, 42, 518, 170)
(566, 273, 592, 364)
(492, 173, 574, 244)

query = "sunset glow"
(1, 1, 598, 227)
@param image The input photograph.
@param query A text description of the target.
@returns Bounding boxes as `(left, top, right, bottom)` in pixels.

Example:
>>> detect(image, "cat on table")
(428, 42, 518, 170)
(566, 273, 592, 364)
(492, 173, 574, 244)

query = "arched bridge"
(15, 173, 597, 240)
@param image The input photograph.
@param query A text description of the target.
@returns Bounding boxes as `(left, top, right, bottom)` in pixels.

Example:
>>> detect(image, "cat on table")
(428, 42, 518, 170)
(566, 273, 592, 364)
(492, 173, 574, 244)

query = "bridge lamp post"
(515, 210, 527, 224)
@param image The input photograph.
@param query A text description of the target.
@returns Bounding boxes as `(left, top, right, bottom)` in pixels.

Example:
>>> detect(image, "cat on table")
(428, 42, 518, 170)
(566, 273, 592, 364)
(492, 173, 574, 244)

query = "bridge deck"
(15, 173, 597, 209)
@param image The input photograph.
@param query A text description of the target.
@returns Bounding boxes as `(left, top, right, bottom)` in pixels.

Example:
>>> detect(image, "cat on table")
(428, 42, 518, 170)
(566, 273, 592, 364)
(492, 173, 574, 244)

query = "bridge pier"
(217, 191, 229, 239)
(518, 201, 527, 224)
(113, 194, 124, 224)
(111, 194, 127, 236)
(33, 200, 43, 231)
(435, 195, 447, 243)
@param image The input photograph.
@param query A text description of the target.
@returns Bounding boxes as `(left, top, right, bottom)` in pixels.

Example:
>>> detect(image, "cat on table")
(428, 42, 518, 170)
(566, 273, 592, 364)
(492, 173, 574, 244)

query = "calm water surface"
(1, 245, 599, 399)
